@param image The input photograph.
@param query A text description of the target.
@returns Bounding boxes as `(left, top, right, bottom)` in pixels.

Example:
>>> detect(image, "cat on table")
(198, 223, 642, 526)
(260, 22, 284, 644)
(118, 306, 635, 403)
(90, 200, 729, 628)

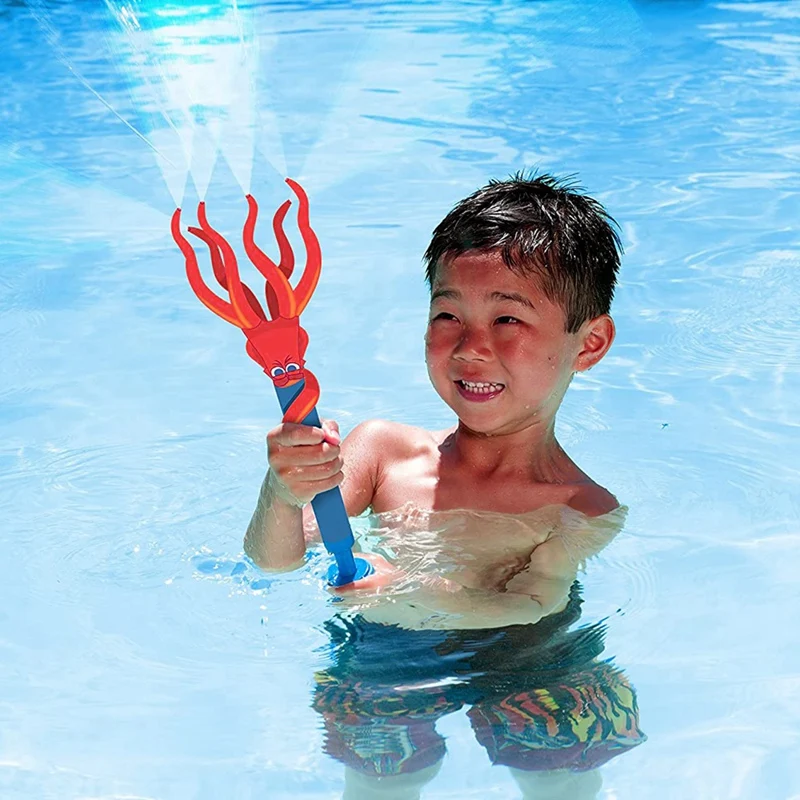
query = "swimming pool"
(1, 0, 799, 797)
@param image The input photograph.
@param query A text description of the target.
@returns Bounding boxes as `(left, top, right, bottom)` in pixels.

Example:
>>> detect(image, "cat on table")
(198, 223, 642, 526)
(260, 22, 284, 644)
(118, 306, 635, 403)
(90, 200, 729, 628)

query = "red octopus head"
(245, 315, 308, 387)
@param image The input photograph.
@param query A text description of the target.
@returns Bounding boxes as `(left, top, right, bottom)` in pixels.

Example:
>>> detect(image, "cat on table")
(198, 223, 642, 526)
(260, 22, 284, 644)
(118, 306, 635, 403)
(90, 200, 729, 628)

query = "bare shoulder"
(340, 420, 435, 516)
(566, 481, 622, 518)
(343, 419, 434, 459)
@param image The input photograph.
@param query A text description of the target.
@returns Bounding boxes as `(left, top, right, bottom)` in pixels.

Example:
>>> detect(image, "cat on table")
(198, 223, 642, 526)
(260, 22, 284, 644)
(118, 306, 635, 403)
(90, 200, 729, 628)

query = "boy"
(245, 171, 623, 623)
(244, 172, 643, 796)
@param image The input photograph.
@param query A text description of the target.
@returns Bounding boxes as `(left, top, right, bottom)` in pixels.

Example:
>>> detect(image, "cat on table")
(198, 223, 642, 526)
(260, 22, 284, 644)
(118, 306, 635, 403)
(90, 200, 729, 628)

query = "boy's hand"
(266, 419, 343, 507)
(331, 552, 405, 593)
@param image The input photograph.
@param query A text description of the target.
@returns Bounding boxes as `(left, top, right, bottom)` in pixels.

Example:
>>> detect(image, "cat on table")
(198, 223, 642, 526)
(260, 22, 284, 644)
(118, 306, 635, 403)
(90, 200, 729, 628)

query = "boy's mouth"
(455, 379, 505, 402)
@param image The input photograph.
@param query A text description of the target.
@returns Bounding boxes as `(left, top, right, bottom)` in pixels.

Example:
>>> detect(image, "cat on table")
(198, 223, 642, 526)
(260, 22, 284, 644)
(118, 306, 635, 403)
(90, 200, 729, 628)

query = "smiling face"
(425, 250, 605, 437)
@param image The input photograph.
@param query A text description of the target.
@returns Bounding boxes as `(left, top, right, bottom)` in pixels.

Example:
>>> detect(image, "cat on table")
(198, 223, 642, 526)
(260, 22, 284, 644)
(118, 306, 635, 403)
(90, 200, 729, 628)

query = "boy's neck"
(443, 419, 581, 485)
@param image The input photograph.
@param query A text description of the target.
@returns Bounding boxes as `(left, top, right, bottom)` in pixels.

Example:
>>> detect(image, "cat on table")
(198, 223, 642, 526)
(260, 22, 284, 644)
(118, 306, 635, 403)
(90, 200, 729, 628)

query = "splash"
(25, 0, 176, 172)
(26, 0, 289, 205)
(106, 0, 254, 200)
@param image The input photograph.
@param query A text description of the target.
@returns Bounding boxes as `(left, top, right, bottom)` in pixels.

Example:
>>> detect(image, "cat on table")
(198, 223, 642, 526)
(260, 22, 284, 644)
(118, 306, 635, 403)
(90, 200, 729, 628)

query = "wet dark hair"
(423, 171, 623, 334)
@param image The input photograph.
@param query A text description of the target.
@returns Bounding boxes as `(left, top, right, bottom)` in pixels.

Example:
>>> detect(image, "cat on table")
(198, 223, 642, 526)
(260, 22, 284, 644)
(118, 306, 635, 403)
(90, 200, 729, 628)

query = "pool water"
(1, 1, 799, 798)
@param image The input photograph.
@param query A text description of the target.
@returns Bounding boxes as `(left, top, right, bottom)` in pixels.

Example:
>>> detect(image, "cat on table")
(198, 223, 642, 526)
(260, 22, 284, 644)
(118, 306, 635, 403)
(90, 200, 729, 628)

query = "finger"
(293, 471, 344, 499)
(285, 457, 343, 481)
(331, 573, 388, 593)
(271, 423, 328, 447)
(321, 419, 340, 446)
(271, 442, 340, 469)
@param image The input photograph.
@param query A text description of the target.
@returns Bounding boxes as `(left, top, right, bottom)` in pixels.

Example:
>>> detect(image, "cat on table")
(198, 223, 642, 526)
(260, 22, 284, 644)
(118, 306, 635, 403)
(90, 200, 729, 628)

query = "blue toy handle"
(273, 382, 373, 586)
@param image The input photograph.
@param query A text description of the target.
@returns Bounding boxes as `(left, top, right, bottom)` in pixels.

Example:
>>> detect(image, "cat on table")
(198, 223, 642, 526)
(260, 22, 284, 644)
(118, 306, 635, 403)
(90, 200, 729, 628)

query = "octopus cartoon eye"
(285, 363, 301, 372)
(270, 366, 286, 378)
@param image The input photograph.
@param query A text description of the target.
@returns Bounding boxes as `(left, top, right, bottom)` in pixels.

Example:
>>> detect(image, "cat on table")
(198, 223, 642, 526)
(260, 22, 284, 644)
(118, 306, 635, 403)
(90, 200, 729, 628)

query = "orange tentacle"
(203, 233, 229, 291)
(285, 178, 321, 316)
(273, 199, 295, 279)
(194, 202, 262, 330)
(265, 199, 295, 319)
(264, 286, 280, 322)
(243, 194, 296, 319)
(196, 203, 229, 291)
(171, 208, 241, 327)
(187, 227, 266, 323)
(264, 286, 280, 321)
(282, 369, 320, 424)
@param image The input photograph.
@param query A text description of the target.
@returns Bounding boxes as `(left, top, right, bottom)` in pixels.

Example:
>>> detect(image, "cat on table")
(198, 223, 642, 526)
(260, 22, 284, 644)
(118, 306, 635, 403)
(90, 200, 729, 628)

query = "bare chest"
(372, 448, 581, 516)
(369, 448, 580, 591)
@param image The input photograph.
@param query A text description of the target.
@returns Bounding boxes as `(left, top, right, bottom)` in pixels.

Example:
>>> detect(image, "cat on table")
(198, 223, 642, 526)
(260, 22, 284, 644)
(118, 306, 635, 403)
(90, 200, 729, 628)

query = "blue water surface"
(1, 1, 799, 798)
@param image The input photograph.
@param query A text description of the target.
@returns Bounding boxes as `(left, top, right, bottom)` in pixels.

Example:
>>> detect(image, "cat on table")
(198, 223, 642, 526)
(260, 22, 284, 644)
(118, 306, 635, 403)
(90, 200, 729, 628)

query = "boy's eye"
(431, 312, 458, 322)
(495, 315, 520, 324)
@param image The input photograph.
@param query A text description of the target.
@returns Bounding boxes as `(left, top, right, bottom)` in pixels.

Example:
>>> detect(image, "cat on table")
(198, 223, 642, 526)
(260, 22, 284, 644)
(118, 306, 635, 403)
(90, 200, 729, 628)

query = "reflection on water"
(328, 502, 629, 630)
(315, 584, 644, 798)
(311, 504, 644, 798)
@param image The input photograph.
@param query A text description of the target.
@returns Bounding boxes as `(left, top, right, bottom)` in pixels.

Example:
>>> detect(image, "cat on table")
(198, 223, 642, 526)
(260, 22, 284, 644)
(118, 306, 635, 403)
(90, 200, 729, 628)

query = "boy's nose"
(453, 327, 491, 360)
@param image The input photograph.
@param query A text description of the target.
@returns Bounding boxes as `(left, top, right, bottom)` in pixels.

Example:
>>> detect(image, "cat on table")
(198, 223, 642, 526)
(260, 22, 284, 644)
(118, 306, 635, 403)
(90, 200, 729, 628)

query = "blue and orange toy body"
(171, 179, 373, 587)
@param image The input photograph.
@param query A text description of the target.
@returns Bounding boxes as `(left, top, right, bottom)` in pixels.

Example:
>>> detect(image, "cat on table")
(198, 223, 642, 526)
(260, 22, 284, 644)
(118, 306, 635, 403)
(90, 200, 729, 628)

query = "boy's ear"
(574, 314, 615, 372)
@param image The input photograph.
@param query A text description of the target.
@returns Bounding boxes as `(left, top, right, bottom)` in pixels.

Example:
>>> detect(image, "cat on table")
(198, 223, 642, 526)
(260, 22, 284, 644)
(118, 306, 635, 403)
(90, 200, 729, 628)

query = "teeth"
(460, 380, 504, 394)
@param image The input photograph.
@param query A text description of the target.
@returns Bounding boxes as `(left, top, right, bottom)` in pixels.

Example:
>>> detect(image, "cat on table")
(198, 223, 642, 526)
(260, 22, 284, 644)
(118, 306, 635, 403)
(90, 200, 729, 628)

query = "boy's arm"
(245, 471, 308, 571)
(337, 420, 385, 518)
(412, 541, 595, 628)
(296, 420, 383, 543)
(500, 491, 625, 609)
(414, 499, 625, 628)
(245, 420, 383, 570)
(414, 546, 569, 628)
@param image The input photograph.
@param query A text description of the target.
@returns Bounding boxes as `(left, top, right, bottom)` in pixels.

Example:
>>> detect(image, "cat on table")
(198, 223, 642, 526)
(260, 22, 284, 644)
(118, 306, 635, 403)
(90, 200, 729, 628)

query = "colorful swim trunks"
(312, 583, 646, 776)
